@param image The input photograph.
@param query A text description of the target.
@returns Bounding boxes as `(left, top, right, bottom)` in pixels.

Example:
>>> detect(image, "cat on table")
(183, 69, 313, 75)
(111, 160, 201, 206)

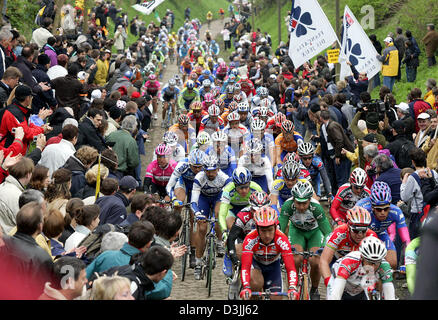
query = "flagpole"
(335, 0, 340, 82)
(278, 0, 282, 43)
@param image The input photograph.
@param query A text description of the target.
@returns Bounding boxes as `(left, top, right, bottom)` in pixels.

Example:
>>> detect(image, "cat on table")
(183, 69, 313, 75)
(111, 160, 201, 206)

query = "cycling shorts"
(197, 194, 221, 217)
(378, 231, 396, 251)
(252, 259, 283, 292)
(288, 225, 325, 250)
(252, 176, 268, 194)
(163, 94, 176, 102)
(148, 90, 158, 97)
(183, 98, 194, 110)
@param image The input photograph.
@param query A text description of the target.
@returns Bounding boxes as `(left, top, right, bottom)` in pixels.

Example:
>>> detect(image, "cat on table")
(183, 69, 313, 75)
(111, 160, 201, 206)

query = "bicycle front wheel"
(206, 238, 215, 297)
(180, 219, 189, 281)
(299, 273, 310, 300)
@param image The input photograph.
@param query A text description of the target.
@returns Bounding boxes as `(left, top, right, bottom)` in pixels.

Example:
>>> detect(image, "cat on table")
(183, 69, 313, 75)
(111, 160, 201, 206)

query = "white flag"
(132, 0, 164, 15)
(288, 0, 339, 68)
(340, 5, 382, 80)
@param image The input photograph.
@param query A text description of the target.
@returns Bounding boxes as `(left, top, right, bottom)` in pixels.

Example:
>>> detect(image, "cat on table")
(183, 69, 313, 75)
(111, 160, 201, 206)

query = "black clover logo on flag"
(290, 3, 316, 37)
(344, 38, 365, 66)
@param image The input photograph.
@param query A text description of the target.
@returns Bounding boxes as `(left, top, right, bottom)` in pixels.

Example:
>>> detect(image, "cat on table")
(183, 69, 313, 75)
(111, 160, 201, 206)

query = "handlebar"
(251, 291, 288, 297)
(291, 247, 324, 257)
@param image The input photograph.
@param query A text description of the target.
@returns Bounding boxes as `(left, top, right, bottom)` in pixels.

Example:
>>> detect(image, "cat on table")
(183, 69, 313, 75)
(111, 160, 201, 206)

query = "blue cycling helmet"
(203, 154, 218, 171)
(124, 70, 133, 79)
(202, 69, 211, 76)
(232, 167, 252, 186)
(370, 181, 392, 206)
(231, 69, 239, 76)
(188, 149, 206, 166)
(186, 80, 195, 89)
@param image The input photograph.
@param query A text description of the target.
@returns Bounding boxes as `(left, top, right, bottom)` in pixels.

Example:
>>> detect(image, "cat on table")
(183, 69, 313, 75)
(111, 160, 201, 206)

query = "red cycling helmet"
(274, 113, 286, 127)
(178, 114, 189, 126)
(253, 207, 278, 227)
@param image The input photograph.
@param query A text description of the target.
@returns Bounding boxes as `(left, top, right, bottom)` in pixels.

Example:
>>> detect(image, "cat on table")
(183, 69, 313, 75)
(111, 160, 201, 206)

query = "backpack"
(397, 139, 416, 169)
(77, 223, 125, 263)
(410, 171, 436, 222)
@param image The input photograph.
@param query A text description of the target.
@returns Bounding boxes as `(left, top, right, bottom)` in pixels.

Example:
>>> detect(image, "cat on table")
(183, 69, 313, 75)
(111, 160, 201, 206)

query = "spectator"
(395, 102, 415, 141)
(32, 17, 54, 49)
(76, 108, 108, 153)
(106, 115, 140, 177)
(96, 175, 138, 225)
(64, 204, 100, 251)
(422, 24, 438, 67)
(43, 37, 57, 67)
(345, 61, 368, 106)
(39, 124, 78, 176)
(95, 51, 109, 86)
(402, 40, 420, 83)
(39, 256, 87, 300)
(114, 25, 126, 54)
(424, 78, 436, 107)
(0, 28, 12, 80)
(100, 231, 129, 253)
(101, 149, 123, 181)
(408, 88, 432, 132)
(86, 220, 154, 278)
(0, 157, 34, 233)
(414, 113, 434, 149)
(76, 163, 109, 202)
(394, 27, 406, 81)
(373, 154, 402, 204)
(47, 53, 69, 80)
(31, 53, 57, 114)
(46, 110, 76, 143)
(386, 120, 416, 169)
(28, 165, 50, 192)
(0, 66, 21, 108)
(62, 145, 99, 198)
(59, 198, 84, 244)
(45, 168, 72, 216)
(90, 275, 134, 300)
(376, 37, 399, 92)
(119, 193, 155, 228)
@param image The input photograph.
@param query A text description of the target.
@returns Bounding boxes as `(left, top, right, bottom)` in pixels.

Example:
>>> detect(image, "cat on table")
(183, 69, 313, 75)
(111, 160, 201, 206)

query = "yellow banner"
(327, 49, 340, 64)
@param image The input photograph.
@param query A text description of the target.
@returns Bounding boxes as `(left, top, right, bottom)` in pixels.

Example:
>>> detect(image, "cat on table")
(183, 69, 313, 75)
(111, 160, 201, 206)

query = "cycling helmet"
(163, 131, 178, 146)
(197, 131, 211, 146)
(237, 102, 249, 112)
(220, 61, 227, 69)
(208, 105, 220, 116)
(370, 181, 392, 206)
(346, 206, 372, 226)
(350, 168, 368, 188)
(259, 106, 269, 117)
(186, 80, 195, 89)
(232, 167, 252, 185)
(297, 142, 315, 157)
(291, 180, 314, 202)
(202, 69, 211, 76)
(246, 139, 263, 154)
(231, 69, 239, 77)
(190, 101, 202, 111)
(168, 78, 176, 87)
(215, 98, 224, 108)
(233, 95, 243, 103)
(188, 149, 206, 166)
(203, 79, 211, 87)
(284, 152, 300, 163)
(274, 113, 286, 127)
(148, 74, 157, 81)
(211, 131, 228, 142)
(178, 114, 189, 126)
(359, 236, 387, 262)
(203, 154, 218, 170)
(155, 143, 171, 156)
(116, 100, 127, 109)
(253, 207, 278, 227)
(281, 119, 294, 133)
(259, 87, 269, 97)
(228, 101, 238, 112)
(227, 112, 240, 122)
(233, 83, 241, 90)
(228, 74, 236, 82)
(251, 118, 266, 131)
(226, 85, 234, 94)
(124, 70, 134, 79)
(249, 191, 271, 209)
(204, 92, 214, 103)
(282, 160, 301, 180)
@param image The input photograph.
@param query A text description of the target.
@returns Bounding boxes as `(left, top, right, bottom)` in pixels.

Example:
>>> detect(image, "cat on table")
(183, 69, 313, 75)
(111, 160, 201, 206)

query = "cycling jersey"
(145, 159, 177, 187)
(300, 156, 332, 197)
(241, 228, 298, 291)
(152, 144, 186, 163)
(199, 115, 224, 134)
(166, 158, 198, 198)
(177, 87, 200, 110)
(191, 170, 231, 214)
(356, 198, 410, 250)
(271, 177, 293, 207)
(169, 123, 196, 152)
(237, 155, 273, 193)
(250, 95, 277, 114)
(237, 79, 256, 98)
(244, 133, 275, 160)
(325, 224, 378, 260)
(279, 197, 332, 249)
(219, 181, 263, 232)
(405, 236, 420, 294)
(179, 45, 189, 58)
(275, 132, 304, 156)
(223, 124, 249, 156)
(205, 145, 237, 177)
(144, 80, 161, 97)
(187, 110, 208, 133)
(330, 184, 371, 223)
(160, 85, 180, 101)
(328, 251, 394, 299)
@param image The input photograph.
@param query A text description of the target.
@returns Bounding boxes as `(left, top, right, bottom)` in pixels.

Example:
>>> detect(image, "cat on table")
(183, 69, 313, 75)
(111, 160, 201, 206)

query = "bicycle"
(169, 48, 176, 64)
(292, 247, 323, 300)
(177, 203, 192, 282)
(162, 99, 175, 129)
(251, 287, 289, 300)
(226, 262, 241, 300)
(197, 215, 218, 297)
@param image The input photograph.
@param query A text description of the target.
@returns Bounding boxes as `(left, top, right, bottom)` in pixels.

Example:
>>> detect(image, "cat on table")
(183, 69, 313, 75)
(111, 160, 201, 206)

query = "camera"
(356, 99, 389, 120)
(11, 128, 15, 133)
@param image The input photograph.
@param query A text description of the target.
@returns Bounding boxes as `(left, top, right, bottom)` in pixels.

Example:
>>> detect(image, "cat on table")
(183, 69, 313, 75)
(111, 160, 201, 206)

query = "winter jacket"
(51, 74, 87, 114)
(62, 155, 87, 198)
(46, 107, 74, 140)
(96, 192, 129, 225)
(12, 56, 43, 95)
(110, 76, 132, 93)
(106, 129, 139, 175)
(39, 138, 76, 176)
(0, 80, 12, 108)
(0, 175, 24, 234)
(94, 59, 108, 86)
(402, 43, 420, 68)
(43, 44, 58, 67)
(347, 64, 369, 104)
(377, 42, 399, 77)
(77, 117, 108, 153)
(422, 30, 438, 58)
(31, 64, 57, 113)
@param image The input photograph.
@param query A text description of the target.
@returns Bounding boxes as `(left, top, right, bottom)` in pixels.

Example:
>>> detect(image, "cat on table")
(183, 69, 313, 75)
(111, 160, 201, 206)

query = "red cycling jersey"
(144, 80, 161, 96)
(241, 228, 298, 289)
(325, 224, 378, 260)
(330, 183, 371, 223)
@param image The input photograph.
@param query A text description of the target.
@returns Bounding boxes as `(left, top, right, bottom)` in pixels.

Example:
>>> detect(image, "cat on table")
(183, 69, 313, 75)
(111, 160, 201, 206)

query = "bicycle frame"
(178, 203, 192, 282)
(292, 247, 323, 300)
(200, 215, 218, 297)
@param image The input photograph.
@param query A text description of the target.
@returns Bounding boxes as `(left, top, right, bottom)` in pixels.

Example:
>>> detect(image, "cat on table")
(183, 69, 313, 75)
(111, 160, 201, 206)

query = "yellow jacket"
(424, 90, 435, 109)
(380, 43, 399, 77)
(95, 58, 109, 86)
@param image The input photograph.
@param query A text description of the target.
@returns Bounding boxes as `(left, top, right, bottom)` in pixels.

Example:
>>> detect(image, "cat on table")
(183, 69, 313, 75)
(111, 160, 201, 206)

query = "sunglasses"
(350, 226, 368, 234)
(236, 185, 250, 190)
(352, 185, 364, 190)
(301, 156, 312, 161)
(374, 206, 390, 212)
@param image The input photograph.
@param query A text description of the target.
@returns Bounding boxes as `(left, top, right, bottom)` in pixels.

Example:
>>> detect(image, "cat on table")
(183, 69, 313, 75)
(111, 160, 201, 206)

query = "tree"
(52, 0, 65, 31)
(82, 0, 93, 34)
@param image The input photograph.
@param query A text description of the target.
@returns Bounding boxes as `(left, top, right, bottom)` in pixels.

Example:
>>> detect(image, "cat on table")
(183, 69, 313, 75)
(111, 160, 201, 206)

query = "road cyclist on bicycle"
(153, 131, 186, 162)
(205, 130, 237, 177)
(160, 78, 180, 128)
(177, 80, 200, 113)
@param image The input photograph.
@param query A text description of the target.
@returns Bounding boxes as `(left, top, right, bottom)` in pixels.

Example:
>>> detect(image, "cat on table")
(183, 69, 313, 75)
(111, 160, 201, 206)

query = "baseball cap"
(396, 102, 410, 113)
(418, 112, 431, 120)
(131, 91, 141, 99)
(119, 175, 139, 191)
(384, 37, 393, 43)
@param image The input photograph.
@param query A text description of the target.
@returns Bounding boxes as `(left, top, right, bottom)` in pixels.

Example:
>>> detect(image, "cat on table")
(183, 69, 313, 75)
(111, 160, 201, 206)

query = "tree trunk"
(82, 0, 92, 34)
(0, 1, 5, 27)
(52, 0, 65, 32)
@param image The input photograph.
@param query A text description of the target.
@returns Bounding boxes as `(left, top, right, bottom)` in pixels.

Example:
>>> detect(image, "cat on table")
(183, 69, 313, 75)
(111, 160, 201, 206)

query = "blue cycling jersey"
(205, 145, 237, 177)
(166, 159, 198, 198)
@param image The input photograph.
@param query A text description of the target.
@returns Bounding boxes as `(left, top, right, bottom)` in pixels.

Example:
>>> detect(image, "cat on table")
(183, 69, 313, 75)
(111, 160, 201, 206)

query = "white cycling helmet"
(297, 142, 315, 157)
(208, 105, 220, 116)
(246, 138, 263, 154)
(211, 131, 228, 142)
(197, 131, 211, 146)
(350, 168, 368, 188)
(227, 112, 240, 122)
(251, 118, 266, 131)
(237, 102, 249, 112)
(359, 236, 387, 262)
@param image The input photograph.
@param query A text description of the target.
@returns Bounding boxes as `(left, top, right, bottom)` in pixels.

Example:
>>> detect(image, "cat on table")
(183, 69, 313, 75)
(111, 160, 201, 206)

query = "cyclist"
(190, 131, 212, 153)
(221, 101, 237, 126)
(205, 130, 237, 177)
(252, 105, 274, 121)
(274, 119, 304, 167)
(180, 56, 193, 83)
(233, 83, 248, 103)
(297, 142, 332, 201)
(220, 168, 262, 229)
(237, 102, 252, 129)
(214, 61, 228, 81)
(169, 114, 197, 153)
(223, 112, 249, 157)
(237, 74, 256, 99)
(191, 154, 231, 279)
(320, 206, 378, 289)
(279, 180, 332, 300)
(199, 104, 224, 135)
(187, 101, 208, 134)
(153, 131, 186, 162)
(330, 168, 371, 226)
(167, 33, 177, 63)
(238, 139, 273, 193)
(208, 40, 220, 57)
(251, 87, 277, 113)
(201, 92, 215, 112)
(266, 112, 286, 139)
(326, 236, 395, 300)
(160, 78, 180, 127)
(198, 69, 215, 85)
(221, 74, 237, 93)
(143, 74, 161, 120)
(199, 79, 214, 101)
(246, 118, 275, 162)
(270, 160, 303, 213)
(144, 144, 178, 199)
(220, 85, 235, 108)
(178, 80, 200, 113)
(356, 181, 411, 269)
(240, 207, 299, 300)
(206, 11, 213, 28)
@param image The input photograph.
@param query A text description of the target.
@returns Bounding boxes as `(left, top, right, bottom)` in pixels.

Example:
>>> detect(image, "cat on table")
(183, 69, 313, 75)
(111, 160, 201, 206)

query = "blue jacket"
(96, 192, 129, 225)
(375, 167, 402, 204)
(119, 213, 139, 228)
(86, 242, 141, 279)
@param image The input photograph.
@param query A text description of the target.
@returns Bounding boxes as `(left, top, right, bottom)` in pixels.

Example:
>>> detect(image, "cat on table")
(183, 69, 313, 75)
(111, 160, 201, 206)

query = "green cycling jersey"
(405, 236, 420, 294)
(219, 181, 262, 232)
(177, 87, 200, 110)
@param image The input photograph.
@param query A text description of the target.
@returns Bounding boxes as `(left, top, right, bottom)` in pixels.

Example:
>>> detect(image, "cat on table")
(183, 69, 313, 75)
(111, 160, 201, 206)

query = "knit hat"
(363, 133, 377, 143)
(15, 85, 32, 100)
(366, 112, 379, 130)
(37, 54, 51, 66)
